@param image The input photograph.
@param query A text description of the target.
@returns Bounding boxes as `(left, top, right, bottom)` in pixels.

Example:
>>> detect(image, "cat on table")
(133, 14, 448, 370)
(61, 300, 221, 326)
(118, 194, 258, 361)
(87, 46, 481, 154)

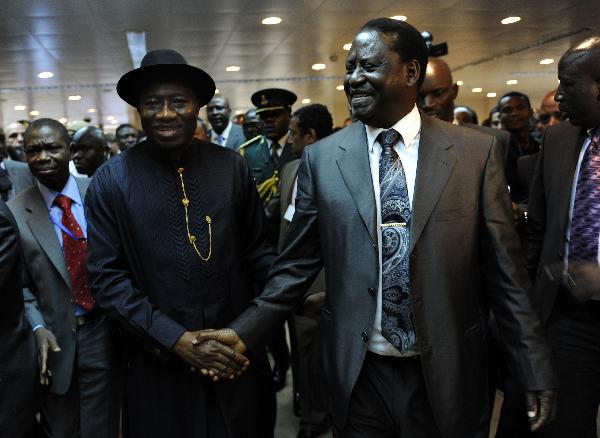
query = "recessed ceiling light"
(59, 117, 68, 124)
(215, 88, 220, 94)
(336, 84, 345, 91)
(88, 108, 97, 113)
(235, 110, 243, 115)
(456, 80, 464, 86)
(14, 105, 26, 111)
(540, 58, 554, 65)
(506, 79, 518, 85)
(106, 115, 115, 120)
(343, 43, 352, 51)
(29, 110, 39, 116)
(68, 95, 82, 101)
(390, 15, 407, 21)
(262, 16, 282, 25)
(312, 63, 326, 70)
(471, 87, 482, 93)
(486, 92, 497, 98)
(38, 71, 54, 79)
(301, 98, 311, 104)
(226, 65, 240, 72)
(501, 16, 521, 25)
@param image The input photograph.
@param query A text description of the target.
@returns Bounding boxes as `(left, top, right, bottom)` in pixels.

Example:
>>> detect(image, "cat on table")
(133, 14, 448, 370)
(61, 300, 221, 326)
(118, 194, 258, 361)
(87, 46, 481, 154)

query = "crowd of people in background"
(2, 15, 600, 438)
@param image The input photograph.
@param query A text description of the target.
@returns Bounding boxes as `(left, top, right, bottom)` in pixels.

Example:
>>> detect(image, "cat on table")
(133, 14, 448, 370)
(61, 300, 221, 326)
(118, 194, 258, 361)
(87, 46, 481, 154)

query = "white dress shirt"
(267, 132, 289, 158)
(365, 104, 422, 357)
(210, 121, 233, 147)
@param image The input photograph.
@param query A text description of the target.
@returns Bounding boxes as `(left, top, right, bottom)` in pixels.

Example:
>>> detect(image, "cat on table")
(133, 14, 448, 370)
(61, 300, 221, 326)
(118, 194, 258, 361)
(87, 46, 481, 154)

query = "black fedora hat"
(117, 49, 215, 108)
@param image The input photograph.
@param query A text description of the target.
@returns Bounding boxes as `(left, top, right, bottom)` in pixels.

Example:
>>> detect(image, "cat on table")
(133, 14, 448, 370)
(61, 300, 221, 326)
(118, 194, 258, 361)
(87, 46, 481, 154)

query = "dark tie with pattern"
(378, 128, 417, 354)
(569, 129, 600, 262)
(54, 194, 95, 311)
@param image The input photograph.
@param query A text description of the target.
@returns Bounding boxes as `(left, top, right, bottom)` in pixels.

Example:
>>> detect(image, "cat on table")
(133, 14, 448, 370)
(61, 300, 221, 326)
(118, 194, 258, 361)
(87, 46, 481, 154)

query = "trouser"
(333, 352, 442, 438)
(41, 316, 121, 438)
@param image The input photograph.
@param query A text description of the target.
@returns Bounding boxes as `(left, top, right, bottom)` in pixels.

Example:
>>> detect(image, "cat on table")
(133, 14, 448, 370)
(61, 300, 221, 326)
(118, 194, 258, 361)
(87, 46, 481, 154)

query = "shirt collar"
(365, 105, 421, 152)
(211, 121, 232, 143)
(37, 175, 82, 211)
(269, 132, 290, 148)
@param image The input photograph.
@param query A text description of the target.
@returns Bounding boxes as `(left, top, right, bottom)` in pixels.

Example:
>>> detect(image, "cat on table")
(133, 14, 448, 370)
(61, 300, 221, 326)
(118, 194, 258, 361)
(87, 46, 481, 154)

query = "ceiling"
(0, 0, 598, 129)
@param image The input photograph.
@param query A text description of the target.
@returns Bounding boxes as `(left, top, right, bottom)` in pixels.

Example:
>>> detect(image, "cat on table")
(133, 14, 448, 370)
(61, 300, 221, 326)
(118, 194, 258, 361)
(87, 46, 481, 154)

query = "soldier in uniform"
(239, 88, 297, 392)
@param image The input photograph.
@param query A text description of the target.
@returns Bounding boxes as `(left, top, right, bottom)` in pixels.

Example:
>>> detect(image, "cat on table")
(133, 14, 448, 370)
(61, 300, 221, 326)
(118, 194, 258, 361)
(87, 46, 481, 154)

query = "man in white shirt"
(206, 96, 245, 151)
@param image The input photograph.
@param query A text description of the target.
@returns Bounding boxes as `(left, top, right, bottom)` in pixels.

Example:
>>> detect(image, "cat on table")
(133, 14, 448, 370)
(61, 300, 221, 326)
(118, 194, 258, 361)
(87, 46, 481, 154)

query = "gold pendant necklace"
(177, 167, 212, 261)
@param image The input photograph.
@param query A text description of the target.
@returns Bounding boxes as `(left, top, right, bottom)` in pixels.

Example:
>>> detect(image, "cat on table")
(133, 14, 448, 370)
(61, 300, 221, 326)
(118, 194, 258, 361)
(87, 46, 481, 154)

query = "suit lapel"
(23, 188, 72, 290)
(336, 123, 378, 245)
(409, 116, 456, 253)
(555, 124, 585, 236)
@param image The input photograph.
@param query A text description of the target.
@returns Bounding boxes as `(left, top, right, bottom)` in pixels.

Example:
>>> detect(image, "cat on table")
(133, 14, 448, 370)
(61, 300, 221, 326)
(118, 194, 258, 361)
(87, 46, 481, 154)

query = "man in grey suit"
(0, 134, 35, 201)
(207, 96, 246, 151)
(8, 118, 121, 438)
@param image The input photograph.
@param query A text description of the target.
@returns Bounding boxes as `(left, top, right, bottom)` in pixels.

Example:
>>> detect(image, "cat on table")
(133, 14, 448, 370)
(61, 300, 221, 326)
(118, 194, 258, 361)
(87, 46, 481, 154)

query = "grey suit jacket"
(231, 115, 556, 436)
(466, 124, 511, 165)
(225, 123, 246, 151)
(8, 177, 90, 394)
(526, 121, 586, 322)
(3, 159, 35, 199)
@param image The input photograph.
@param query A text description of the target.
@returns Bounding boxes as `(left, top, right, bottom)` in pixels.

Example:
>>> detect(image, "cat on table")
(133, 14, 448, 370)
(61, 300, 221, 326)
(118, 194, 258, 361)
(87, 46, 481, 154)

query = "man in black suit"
(201, 18, 557, 437)
(206, 96, 246, 151)
(9, 119, 121, 438)
(0, 199, 38, 437)
(526, 36, 600, 437)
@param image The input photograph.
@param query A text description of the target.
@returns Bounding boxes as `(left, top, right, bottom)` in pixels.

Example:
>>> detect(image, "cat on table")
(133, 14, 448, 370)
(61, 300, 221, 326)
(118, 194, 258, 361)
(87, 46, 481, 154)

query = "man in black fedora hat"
(85, 49, 277, 438)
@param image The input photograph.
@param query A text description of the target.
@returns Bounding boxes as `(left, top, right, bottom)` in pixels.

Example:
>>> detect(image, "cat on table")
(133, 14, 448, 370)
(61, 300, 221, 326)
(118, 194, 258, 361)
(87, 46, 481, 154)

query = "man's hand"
(173, 330, 248, 381)
(563, 262, 600, 301)
(194, 328, 247, 355)
(525, 390, 557, 432)
(301, 292, 325, 320)
(34, 327, 61, 385)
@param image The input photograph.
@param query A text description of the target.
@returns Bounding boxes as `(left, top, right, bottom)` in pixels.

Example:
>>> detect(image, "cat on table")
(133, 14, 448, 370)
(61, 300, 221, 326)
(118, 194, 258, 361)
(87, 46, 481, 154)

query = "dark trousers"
(41, 316, 121, 438)
(333, 352, 442, 438)
(536, 302, 600, 438)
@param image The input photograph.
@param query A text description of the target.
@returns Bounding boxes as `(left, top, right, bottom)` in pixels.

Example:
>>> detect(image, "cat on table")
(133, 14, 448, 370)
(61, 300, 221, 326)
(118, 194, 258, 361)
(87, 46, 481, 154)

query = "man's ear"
(307, 128, 318, 144)
(405, 60, 420, 87)
(451, 83, 459, 100)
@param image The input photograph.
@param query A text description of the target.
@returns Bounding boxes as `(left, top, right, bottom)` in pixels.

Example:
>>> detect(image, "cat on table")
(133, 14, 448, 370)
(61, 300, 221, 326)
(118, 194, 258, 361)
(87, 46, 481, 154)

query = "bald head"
(418, 57, 458, 122)
(556, 36, 600, 128)
(206, 96, 232, 135)
(71, 126, 108, 176)
(538, 89, 562, 131)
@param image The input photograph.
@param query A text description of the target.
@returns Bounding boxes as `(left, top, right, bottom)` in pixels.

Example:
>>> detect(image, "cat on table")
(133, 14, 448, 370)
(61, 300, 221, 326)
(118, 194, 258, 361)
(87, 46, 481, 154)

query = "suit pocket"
(435, 203, 478, 222)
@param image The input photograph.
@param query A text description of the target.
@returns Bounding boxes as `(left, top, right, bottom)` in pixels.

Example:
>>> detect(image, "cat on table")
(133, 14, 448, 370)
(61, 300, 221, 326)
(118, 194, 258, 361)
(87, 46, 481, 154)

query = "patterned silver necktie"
(378, 128, 417, 354)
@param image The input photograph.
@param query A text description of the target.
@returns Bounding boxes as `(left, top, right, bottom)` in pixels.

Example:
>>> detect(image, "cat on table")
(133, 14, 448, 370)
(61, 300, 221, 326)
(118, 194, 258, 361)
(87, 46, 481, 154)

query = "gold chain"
(177, 167, 212, 261)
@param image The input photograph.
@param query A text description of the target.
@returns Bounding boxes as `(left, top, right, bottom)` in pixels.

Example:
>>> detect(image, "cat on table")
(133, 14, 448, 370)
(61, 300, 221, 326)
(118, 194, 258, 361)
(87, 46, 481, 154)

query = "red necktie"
(54, 194, 95, 311)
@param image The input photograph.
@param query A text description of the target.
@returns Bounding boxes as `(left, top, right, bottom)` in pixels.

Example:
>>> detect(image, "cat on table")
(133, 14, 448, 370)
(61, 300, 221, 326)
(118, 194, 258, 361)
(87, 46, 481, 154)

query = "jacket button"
(368, 287, 376, 296)
(361, 331, 369, 342)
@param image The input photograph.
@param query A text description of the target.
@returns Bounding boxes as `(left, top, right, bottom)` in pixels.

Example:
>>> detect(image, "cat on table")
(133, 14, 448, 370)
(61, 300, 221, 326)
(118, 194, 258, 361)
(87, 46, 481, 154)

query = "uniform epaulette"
(238, 135, 262, 157)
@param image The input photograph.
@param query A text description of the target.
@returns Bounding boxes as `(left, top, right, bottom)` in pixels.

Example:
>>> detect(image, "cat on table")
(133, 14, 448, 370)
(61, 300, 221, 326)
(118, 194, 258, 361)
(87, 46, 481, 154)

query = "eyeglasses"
(539, 111, 567, 124)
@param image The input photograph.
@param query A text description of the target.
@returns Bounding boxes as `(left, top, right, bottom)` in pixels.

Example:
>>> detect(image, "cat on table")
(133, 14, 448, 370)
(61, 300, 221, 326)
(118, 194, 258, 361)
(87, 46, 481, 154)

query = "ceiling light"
(540, 58, 554, 65)
(88, 108, 97, 113)
(456, 80, 464, 86)
(14, 105, 26, 111)
(301, 98, 311, 104)
(501, 16, 521, 24)
(215, 88, 220, 94)
(471, 87, 482, 93)
(336, 84, 345, 90)
(262, 16, 282, 25)
(343, 43, 352, 51)
(390, 15, 407, 21)
(68, 95, 82, 101)
(29, 110, 39, 116)
(486, 92, 497, 98)
(312, 63, 326, 70)
(38, 71, 54, 79)
(106, 115, 115, 120)
(59, 117, 68, 124)
(506, 79, 518, 85)
(226, 65, 240, 72)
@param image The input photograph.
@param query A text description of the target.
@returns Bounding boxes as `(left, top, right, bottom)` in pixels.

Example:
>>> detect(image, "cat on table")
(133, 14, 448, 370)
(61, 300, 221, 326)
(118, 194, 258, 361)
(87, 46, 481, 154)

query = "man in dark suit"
(526, 36, 600, 437)
(1, 134, 36, 201)
(201, 18, 557, 437)
(206, 96, 246, 151)
(280, 103, 333, 438)
(0, 199, 39, 438)
(85, 49, 276, 438)
(8, 118, 121, 438)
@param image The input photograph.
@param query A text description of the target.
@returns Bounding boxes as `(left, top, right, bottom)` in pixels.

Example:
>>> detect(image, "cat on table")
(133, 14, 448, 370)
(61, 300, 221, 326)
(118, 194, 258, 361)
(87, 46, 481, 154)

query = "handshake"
(173, 328, 248, 382)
